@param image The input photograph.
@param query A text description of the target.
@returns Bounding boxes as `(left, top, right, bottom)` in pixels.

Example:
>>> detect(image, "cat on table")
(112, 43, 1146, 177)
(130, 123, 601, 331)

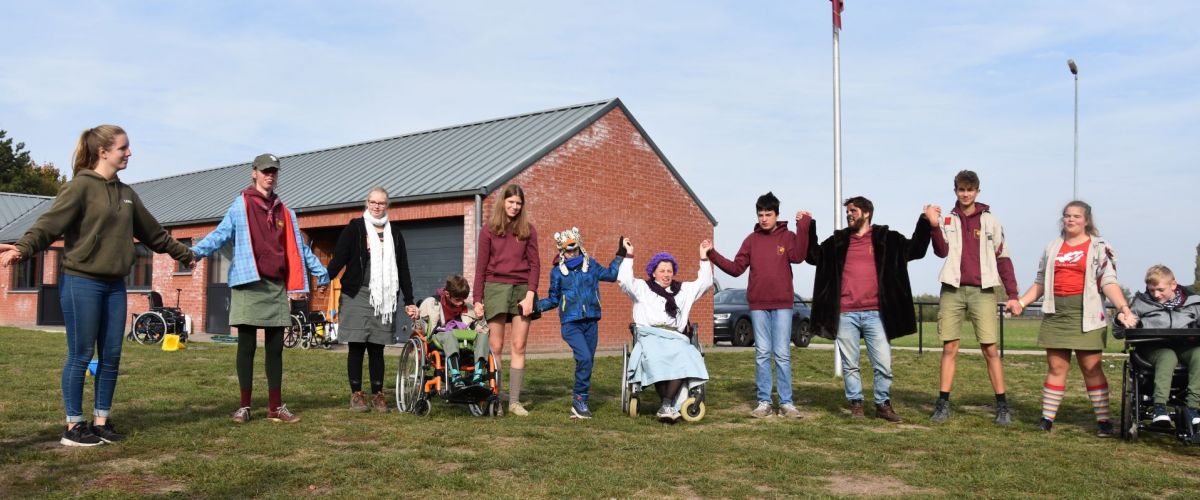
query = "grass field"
(2, 326, 1198, 498)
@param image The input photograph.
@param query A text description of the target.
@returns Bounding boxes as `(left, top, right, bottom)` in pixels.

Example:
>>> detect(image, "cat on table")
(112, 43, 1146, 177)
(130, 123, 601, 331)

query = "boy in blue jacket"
(535, 227, 623, 419)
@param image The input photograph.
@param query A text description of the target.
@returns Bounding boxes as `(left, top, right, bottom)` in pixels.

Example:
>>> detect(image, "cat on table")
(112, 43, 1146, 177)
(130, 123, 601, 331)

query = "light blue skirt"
(627, 326, 709, 391)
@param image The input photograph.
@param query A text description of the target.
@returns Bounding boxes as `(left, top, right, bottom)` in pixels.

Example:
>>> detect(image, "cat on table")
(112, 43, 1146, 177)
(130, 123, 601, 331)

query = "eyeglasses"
(367, 201, 388, 207)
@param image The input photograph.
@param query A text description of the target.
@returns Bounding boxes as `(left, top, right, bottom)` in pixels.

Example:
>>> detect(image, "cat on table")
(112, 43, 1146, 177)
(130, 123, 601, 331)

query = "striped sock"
(1041, 384, 1066, 421)
(1087, 384, 1111, 422)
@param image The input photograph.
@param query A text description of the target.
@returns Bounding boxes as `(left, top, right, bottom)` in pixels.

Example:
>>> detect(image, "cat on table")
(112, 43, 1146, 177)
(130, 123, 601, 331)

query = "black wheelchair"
(1115, 326, 1200, 444)
(284, 298, 335, 350)
(127, 289, 189, 345)
(620, 322, 707, 422)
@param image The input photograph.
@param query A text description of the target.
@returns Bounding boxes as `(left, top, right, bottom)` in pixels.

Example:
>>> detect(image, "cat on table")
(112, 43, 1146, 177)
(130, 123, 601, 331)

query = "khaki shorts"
(482, 282, 528, 322)
(937, 284, 999, 344)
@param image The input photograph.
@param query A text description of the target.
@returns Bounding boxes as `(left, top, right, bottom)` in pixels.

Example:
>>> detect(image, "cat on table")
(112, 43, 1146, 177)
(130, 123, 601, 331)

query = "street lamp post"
(1068, 58, 1078, 200)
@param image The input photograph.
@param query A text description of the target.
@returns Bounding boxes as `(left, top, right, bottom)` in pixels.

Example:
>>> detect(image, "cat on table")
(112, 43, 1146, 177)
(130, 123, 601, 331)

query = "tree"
(0, 130, 66, 196)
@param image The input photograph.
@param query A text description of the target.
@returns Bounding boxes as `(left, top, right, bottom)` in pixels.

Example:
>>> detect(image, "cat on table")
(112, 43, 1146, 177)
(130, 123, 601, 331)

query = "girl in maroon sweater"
(473, 184, 540, 416)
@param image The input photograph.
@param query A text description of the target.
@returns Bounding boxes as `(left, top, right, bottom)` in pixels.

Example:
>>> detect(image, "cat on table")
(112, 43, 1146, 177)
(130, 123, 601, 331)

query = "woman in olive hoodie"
(0, 125, 194, 447)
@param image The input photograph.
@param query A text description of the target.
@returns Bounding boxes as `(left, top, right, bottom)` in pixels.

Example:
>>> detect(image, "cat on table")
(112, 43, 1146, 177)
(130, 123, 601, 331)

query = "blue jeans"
(60, 273, 127, 423)
(836, 310, 892, 404)
(561, 320, 599, 397)
(750, 309, 793, 405)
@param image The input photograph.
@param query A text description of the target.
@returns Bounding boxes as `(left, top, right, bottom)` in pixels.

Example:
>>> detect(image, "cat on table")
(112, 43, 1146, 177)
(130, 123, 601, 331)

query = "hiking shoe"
(779, 403, 803, 419)
(89, 421, 125, 443)
(1152, 404, 1171, 427)
(849, 400, 866, 419)
(570, 395, 592, 420)
(350, 391, 369, 412)
(994, 403, 1013, 426)
(60, 423, 103, 447)
(930, 399, 951, 423)
(267, 404, 301, 423)
(750, 401, 775, 418)
(875, 401, 903, 423)
(1188, 407, 1200, 426)
(1096, 420, 1115, 438)
(372, 392, 389, 413)
(508, 402, 529, 417)
(1037, 417, 1054, 432)
(231, 407, 251, 424)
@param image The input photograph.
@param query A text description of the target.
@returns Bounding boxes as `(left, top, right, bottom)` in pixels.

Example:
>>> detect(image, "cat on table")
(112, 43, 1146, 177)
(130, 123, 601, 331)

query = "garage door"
(392, 217, 464, 339)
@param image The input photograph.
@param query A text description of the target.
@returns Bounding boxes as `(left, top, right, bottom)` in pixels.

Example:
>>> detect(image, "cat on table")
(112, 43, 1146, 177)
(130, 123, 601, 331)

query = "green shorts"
(937, 284, 999, 344)
(482, 282, 528, 322)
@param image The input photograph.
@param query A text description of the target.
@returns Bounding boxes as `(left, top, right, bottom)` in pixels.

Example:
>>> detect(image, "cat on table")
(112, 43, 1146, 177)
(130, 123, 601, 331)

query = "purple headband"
(645, 252, 679, 280)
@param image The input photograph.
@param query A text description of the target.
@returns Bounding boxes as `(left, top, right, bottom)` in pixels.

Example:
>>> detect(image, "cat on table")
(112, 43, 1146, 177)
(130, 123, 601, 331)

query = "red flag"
(832, 0, 844, 31)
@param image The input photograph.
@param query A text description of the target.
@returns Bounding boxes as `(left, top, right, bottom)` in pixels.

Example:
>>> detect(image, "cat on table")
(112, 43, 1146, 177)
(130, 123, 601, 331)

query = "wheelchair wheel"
(1120, 361, 1138, 442)
(468, 399, 489, 417)
(681, 397, 706, 422)
(488, 399, 502, 417)
(396, 338, 426, 413)
(628, 395, 639, 418)
(620, 343, 630, 414)
(412, 399, 431, 417)
(132, 312, 167, 345)
(283, 316, 301, 348)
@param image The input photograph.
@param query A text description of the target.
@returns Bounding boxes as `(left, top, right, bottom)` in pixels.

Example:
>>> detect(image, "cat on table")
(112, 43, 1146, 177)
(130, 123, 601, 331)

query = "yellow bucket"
(162, 334, 182, 351)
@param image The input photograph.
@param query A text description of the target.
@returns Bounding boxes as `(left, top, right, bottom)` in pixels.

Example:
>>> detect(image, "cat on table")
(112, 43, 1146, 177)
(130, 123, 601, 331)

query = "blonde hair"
(1145, 264, 1176, 285)
(365, 186, 389, 208)
(486, 184, 531, 240)
(72, 125, 126, 175)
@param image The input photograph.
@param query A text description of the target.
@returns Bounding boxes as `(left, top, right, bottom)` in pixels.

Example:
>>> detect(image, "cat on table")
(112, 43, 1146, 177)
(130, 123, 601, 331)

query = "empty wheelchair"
(620, 322, 707, 422)
(395, 319, 501, 417)
(1117, 327, 1200, 444)
(127, 289, 189, 345)
(284, 299, 335, 349)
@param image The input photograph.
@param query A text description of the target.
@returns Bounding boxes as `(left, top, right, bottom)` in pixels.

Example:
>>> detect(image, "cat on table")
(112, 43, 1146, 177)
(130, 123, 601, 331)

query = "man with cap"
(191, 153, 330, 424)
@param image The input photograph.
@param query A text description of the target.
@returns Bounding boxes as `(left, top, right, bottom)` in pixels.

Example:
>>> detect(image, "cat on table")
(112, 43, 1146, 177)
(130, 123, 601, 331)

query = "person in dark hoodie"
(927, 170, 1021, 426)
(534, 227, 623, 419)
(191, 153, 330, 425)
(705, 192, 811, 419)
(1118, 265, 1200, 428)
(325, 187, 418, 413)
(805, 196, 937, 423)
(0, 125, 194, 447)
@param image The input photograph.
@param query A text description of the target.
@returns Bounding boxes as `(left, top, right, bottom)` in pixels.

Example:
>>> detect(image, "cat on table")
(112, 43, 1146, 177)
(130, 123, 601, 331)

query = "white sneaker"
(750, 401, 774, 418)
(779, 403, 803, 419)
(508, 402, 529, 417)
(657, 405, 674, 422)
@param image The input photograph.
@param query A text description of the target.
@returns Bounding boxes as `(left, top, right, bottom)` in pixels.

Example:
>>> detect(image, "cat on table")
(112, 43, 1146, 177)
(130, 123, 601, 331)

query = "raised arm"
(903, 210, 934, 262)
(928, 205, 948, 258)
(616, 237, 645, 299)
(788, 212, 813, 263)
(707, 237, 750, 277)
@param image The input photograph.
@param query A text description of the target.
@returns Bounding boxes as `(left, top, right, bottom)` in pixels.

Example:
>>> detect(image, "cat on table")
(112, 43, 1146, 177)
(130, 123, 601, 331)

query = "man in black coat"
(805, 196, 937, 423)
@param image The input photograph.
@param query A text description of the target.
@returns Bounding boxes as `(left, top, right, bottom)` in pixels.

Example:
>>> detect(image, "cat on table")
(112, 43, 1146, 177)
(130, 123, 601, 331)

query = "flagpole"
(832, 10, 844, 379)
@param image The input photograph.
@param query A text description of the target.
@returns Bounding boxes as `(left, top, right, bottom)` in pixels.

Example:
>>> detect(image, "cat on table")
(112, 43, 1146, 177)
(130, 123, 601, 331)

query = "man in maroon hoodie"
(706, 192, 811, 418)
(928, 170, 1021, 425)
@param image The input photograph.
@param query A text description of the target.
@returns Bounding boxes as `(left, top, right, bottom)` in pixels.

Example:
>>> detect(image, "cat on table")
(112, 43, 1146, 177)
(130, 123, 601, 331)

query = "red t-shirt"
(1052, 239, 1089, 297)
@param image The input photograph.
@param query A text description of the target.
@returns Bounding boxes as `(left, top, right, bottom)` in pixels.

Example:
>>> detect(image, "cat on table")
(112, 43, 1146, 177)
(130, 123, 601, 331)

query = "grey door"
(205, 246, 233, 334)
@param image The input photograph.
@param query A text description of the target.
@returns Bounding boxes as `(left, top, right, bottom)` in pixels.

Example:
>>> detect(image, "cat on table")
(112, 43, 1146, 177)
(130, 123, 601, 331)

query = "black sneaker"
(90, 421, 126, 443)
(993, 403, 1013, 426)
(1096, 420, 1115, 438)
(1037, 417, 1054, 432)
(60, 423, 103, 447)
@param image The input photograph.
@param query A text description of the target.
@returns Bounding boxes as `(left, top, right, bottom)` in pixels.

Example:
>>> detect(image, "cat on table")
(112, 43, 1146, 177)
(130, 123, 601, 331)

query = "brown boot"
(350, 391, 369, 412)
(849, 400, 865, 419)
(372, 392, 389, 413)
(875, 401, 903, 423)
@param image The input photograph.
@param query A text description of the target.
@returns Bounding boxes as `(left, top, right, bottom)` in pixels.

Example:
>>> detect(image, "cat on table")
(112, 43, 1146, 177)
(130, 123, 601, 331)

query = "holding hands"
(923, 205, 942, 225)
(405, 304, 419, 320)
(474, 302, 485, 320)
(0, 243, 20, 267)
(795, 210, 811, 223)
(699, 239, 712, 260)
(1004, 299, 1023, 317)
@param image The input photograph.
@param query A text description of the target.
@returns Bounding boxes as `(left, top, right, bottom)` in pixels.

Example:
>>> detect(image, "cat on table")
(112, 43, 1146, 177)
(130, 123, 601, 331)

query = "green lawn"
(811, 318, 1128, 354)
(1, 326, 1197, 498)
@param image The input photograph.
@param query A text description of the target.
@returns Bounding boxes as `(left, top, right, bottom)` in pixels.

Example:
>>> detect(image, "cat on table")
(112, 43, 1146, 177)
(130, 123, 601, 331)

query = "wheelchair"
(127, 289, 190, 345)
(284, 299, 335, 350)
(395, 319, 501, 417)
(620, 322, 707, 422)
(1116, 326, 1200, 444)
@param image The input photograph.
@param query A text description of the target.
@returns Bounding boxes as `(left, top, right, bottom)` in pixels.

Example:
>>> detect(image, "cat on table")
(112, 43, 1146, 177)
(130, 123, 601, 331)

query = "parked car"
(712, 288, 813, 347)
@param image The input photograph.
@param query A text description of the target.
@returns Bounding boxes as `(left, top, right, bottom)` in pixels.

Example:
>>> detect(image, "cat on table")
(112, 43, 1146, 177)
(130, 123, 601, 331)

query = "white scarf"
(364, 210, 398, 324)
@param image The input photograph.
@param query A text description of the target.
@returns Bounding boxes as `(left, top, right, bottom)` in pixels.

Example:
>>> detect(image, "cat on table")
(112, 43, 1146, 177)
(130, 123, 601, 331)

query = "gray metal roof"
(0, 193, 51, 240)
(1, 98, 715, 242)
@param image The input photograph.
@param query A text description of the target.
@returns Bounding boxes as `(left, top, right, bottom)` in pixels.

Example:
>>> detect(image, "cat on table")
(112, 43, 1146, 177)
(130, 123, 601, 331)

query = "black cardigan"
(326, 218, 415, 306)
(805, 215, 931, 341)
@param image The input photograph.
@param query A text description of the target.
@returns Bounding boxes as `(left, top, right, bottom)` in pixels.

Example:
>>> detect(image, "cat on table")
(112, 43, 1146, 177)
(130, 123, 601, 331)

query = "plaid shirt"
(191, 196, 329, 292)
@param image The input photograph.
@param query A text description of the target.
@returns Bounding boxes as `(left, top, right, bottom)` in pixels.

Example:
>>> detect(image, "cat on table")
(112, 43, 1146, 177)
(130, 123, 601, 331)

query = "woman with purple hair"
(617, 237, 713, 423)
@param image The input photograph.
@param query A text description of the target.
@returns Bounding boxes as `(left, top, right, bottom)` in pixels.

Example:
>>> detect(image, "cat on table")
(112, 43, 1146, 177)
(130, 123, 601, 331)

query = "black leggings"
(655, 379, 684, 406)
(237, 326, 284, 390)
(348, 342, 385, 394)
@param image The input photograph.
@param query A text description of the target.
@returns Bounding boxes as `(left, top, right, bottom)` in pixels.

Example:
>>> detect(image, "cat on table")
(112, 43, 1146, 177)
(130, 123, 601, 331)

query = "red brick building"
(0, 99, 717, 352)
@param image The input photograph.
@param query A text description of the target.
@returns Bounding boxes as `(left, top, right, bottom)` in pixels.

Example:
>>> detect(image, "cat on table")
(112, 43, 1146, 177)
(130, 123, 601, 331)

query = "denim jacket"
(191, 196, 329, 292)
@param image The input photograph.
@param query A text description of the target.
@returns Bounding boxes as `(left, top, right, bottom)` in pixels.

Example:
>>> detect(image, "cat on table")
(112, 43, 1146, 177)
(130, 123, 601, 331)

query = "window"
(125, 244, 153, 290)
(11, 251, 43, 290)
(175, 238, 194, 274)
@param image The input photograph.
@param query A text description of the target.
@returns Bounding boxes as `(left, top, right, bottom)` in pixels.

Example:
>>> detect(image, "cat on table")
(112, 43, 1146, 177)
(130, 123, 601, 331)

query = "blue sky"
(3, 1, 1198, 295)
